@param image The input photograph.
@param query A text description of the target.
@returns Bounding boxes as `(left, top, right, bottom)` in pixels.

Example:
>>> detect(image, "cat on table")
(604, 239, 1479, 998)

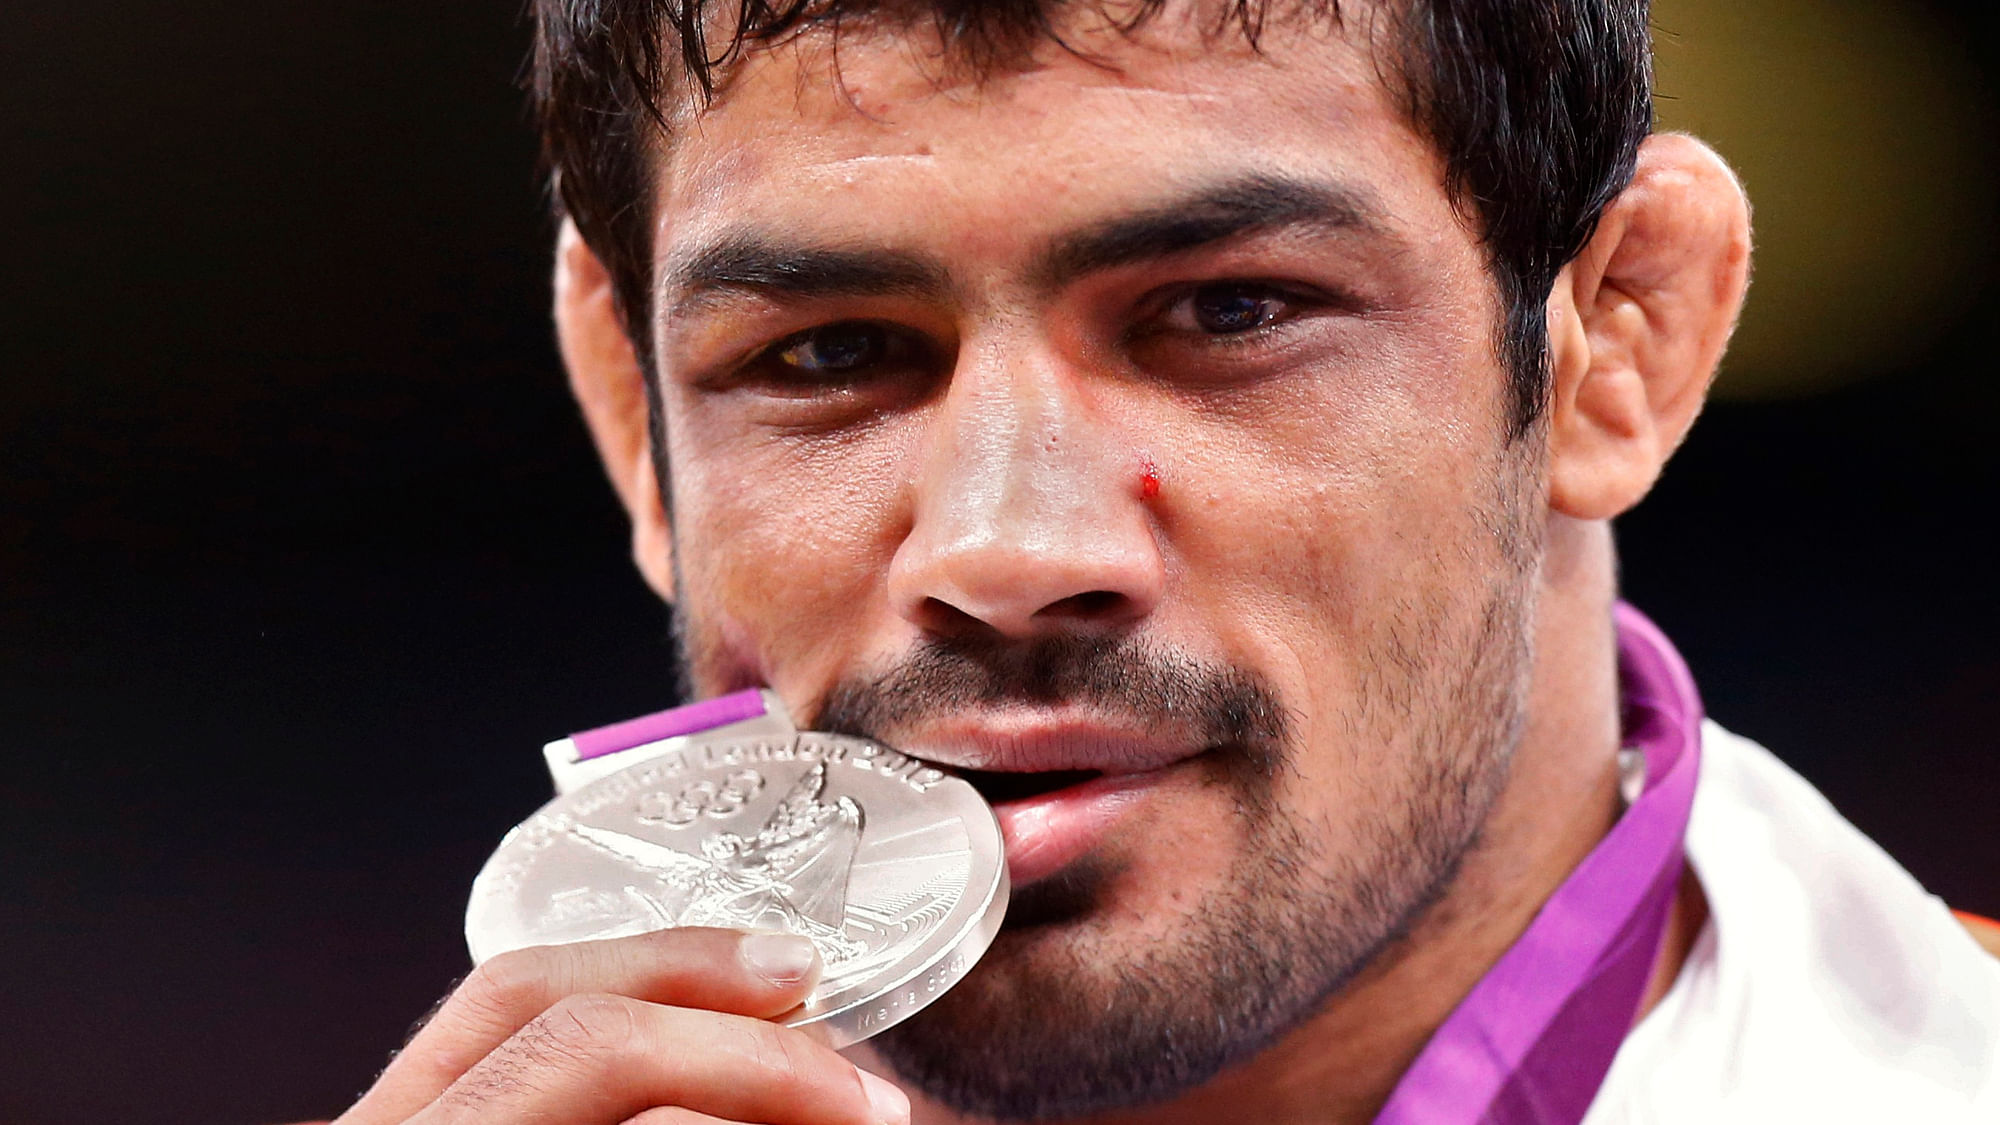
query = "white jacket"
(1585, 722, 2000, 1122)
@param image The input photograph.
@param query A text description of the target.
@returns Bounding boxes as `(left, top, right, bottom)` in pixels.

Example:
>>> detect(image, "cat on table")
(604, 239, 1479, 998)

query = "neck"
(901, 519, 1704, 1125)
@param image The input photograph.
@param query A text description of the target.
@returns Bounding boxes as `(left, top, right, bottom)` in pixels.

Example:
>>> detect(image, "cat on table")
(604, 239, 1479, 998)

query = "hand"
(333, 927, 910, 1125)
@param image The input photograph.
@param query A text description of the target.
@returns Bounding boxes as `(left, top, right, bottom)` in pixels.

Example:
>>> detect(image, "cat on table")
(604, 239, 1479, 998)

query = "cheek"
(1171, 339, 1499, 622)
(667, 412, 914, 692)
(1156, 322, 1512, 758)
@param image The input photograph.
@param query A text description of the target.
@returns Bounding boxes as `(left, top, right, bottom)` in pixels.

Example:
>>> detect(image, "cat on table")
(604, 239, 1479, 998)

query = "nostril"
(914, 596, 989, 637)
(1038, 589, 1128, 621)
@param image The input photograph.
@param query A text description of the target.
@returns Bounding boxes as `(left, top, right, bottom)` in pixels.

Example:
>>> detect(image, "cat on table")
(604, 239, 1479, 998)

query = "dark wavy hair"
(528, 0, 1652, 437)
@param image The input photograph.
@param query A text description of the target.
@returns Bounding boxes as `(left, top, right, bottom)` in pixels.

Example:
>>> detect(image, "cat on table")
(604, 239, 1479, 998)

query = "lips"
(895, 714, 1203, 886)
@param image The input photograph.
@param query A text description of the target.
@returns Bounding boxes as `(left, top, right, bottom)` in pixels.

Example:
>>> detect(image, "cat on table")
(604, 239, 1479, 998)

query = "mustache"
(812, 634, 1291, 756)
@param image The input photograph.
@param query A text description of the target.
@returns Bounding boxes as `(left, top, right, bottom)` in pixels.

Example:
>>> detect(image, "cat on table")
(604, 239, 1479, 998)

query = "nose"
(887, 341, 1167, 641)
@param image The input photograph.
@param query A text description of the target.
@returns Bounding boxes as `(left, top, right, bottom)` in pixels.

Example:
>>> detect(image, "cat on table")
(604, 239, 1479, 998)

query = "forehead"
(650, 7, 1457, 288)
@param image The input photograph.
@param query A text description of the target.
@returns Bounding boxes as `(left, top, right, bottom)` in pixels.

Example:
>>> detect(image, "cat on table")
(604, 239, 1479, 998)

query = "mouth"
(937, 758, 1184, 888)
(881, 712, 1206, 887)
(955, 767, 1104, 805)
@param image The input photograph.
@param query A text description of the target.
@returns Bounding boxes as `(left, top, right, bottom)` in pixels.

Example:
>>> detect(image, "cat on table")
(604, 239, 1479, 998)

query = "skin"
(334, 5, 1750, 1125)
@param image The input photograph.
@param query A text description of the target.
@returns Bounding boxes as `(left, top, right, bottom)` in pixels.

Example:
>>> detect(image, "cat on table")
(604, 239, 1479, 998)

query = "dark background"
(3, 3, 1995, 1123)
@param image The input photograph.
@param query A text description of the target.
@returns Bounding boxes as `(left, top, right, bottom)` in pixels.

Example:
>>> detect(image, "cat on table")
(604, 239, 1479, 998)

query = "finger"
(343, 928, 819, 1124)
(409, 995, 910, 1125)
(620, 1110, 743, 1125)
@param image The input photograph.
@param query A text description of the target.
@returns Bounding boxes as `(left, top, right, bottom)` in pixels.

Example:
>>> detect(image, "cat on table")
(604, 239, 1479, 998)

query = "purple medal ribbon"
(1373, 602, 1703, 1124)
(569, 688, 769, 761)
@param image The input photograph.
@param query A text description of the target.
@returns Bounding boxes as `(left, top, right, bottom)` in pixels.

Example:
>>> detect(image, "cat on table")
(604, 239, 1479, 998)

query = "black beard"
(810, 604, 1532, 1122)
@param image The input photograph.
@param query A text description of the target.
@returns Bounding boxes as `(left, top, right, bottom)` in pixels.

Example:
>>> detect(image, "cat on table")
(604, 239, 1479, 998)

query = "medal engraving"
(567, 763, 869, 960)
(468, 729, 1006, 1044)
(637, 767, 768, 828)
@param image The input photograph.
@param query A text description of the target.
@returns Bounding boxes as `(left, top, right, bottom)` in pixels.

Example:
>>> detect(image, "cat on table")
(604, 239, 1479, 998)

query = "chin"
(865, 716, 1519, 1123)
(867, 815, 1393, 1122)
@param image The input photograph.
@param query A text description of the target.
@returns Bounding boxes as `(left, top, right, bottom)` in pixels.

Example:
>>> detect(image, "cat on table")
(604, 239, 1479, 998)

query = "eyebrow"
(661, 172, 1389, 317)
(665, 239, 950, 319)
(1031, 173, 1390, 288)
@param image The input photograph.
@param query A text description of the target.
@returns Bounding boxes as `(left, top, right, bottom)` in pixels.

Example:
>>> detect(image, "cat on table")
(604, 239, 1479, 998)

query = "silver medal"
(467, 727, 1008, 1045)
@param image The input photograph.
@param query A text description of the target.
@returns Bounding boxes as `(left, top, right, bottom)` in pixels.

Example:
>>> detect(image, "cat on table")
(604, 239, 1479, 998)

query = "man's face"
(646, 9, 1543, 1119)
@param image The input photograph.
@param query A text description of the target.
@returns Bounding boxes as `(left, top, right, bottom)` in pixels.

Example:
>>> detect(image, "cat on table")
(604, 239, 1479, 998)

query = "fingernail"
(860, 1069, 911, 1125)
(739, 931, 817, 985)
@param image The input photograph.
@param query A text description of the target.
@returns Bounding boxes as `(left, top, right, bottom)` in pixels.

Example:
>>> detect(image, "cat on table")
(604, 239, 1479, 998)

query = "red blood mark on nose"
(1139, 458, 1162, 500)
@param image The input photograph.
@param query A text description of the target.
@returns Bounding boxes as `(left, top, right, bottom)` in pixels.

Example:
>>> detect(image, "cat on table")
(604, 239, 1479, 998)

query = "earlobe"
(1547, 134, 1752, 521)
(553, 219, 676, 601)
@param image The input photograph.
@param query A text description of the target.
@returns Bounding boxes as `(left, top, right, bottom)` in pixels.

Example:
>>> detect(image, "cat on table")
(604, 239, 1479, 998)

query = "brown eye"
(775, 322, 893, 375)
(1187, 284, 1289, 334)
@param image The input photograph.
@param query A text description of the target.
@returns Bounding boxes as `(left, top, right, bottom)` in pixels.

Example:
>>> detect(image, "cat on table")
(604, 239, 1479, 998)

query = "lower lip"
(991, 769, 1166, 886)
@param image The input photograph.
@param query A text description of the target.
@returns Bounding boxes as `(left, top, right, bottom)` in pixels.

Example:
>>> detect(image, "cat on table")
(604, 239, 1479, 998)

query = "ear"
(1545, 133, 1752, 520)
(554, 218, 676, 601)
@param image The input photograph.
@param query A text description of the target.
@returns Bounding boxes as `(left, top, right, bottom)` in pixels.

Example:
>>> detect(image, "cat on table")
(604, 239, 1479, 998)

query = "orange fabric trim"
(1956, 911, 2000, 958)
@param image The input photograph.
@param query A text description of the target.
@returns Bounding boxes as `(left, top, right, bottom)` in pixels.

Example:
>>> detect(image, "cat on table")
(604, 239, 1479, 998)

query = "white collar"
(1585, 721, 2000, 1123)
